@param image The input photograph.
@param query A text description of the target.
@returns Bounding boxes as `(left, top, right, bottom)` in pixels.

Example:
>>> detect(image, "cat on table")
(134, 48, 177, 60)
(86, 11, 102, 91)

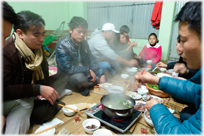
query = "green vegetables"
(148, 84, 160, 90)
(49, 70, 56, 75)
(116, 98, 131, 108)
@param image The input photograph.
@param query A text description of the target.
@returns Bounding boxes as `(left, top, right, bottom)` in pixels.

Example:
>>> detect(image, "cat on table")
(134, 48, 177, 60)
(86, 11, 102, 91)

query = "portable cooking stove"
(85, 103, 142, 133)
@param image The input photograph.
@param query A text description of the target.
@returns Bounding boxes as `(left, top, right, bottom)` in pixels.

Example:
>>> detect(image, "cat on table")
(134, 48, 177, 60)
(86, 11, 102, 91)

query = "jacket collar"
(67, 33, 79, 49)
(146, 43, 160, 48)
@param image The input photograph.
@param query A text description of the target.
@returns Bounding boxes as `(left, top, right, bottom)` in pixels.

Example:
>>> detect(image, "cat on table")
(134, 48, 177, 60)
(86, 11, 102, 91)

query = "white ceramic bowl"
(93, 129, 112, 135)
(108, 86, 124, 94)
(130, 67, 138, 71)
(159, 68, 166, 72)
(137, 85, 149, 95)
(82, 119, 100, 134)
(99, 83, 112, 90)
(146, 60, 153, 65)
(144, 110, 154, 127)
(62, 105, 77, 116)
(121, 74, 129, 79)
(127, 68, 137, 75)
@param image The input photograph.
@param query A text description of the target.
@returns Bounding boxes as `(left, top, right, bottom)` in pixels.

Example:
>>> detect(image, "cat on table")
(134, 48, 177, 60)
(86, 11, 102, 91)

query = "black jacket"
(3, 36, 49, 101)
(55, 34, 104, 77)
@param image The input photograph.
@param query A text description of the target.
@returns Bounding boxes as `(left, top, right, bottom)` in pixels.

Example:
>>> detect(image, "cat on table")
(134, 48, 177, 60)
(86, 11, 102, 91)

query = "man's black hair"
(177, 35, 181, 43)
(120, 25, 130, 34)
(3, 1, 18, 25)
(175, 2, 201, 39)
(14, 11, 45, 33)
(68, 16, 88, 30)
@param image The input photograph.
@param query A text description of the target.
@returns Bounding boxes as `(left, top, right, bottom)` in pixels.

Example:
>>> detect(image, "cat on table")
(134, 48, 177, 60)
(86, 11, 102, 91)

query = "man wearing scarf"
(3, 11, 60, 134)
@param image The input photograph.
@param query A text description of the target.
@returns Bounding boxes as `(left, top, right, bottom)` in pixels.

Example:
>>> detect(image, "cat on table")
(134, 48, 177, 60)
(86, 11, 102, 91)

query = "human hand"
(128, 59, 139, 66)
(130, 41, 137, 47)
(37, 95, 43, 99)
(174, 76, 187, 80)
(174, 63, 188, 75)
(156, 62, 167, 68)
(89, 69, 96, 82)
(40, 85, 59, 105)
(100, 75, 106, 83)
(145, 98, 159, 111)
(134, 70, 160, 87)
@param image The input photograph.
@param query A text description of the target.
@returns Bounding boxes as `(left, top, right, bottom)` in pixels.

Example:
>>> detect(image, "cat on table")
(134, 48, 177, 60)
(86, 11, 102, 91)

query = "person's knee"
(69, 73, 89, 88)
(99, 62, 112, 70)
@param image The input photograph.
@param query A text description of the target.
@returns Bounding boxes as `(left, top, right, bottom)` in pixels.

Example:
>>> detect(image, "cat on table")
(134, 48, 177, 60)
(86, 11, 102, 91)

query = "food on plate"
(134, 103, 145, 111)
(143, 95, 163, 103)
(86, 124, 97, 129)
(148, 84, 159, 90)
(145, 110, 151, 120)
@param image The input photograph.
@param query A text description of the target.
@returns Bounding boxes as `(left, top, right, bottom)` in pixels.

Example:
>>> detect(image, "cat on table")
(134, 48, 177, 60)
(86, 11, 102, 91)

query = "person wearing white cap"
(88, 23, 138, 76)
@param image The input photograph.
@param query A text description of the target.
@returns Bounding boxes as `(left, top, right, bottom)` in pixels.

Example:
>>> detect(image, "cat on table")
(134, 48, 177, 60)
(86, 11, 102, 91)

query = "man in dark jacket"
(55, 16, 105, 96)
(3, 11, 67, 134)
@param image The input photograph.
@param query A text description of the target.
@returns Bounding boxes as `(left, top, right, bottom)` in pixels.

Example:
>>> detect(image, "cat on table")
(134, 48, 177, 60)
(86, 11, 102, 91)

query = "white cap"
(102, 23, 119, 33)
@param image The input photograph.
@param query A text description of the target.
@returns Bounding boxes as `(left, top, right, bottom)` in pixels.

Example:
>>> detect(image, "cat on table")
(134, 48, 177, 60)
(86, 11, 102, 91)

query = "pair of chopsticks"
(97, 83, 112, 86)
(58, 104, 83, 113)
(90, 90, 105, 95)
(34, 123, 61, 135)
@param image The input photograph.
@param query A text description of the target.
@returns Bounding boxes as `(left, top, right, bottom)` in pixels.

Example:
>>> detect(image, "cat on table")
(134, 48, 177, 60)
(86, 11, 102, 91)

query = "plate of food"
(134, 101, 146, 112)
(142, 94, 163, 103)
(126, 92, 141, 100)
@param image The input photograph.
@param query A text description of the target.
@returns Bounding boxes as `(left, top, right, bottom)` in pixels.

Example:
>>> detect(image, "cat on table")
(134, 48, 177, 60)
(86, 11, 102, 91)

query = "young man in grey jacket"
(88, 23, 138, 76)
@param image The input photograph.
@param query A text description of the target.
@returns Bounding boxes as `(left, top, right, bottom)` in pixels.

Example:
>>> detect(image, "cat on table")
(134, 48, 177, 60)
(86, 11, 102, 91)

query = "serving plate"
(126, 92, 141, 100)
(134, 101, 146, 112)
(141, 94, 163, 103)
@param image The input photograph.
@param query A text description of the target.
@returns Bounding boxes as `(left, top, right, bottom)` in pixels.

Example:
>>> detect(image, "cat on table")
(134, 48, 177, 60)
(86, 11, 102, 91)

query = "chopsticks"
(90, 90, 105, 95)
(97, 84, 112, 86)
(34, 123, 61, 135)
(58, 104, 83, 113)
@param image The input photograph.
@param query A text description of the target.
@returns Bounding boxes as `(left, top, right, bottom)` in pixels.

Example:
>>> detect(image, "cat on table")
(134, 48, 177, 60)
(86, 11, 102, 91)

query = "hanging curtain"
(151, 1, 163, 29)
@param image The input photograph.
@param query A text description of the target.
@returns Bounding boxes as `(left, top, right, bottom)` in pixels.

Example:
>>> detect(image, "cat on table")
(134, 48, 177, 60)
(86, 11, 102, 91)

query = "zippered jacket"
(150, 75, 202, 134)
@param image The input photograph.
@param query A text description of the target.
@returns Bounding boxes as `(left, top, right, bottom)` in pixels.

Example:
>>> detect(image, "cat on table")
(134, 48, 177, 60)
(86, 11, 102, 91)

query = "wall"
(131, 1, 176, 61)
(8, 1, 87, 31)
(8, 1, 175, 61)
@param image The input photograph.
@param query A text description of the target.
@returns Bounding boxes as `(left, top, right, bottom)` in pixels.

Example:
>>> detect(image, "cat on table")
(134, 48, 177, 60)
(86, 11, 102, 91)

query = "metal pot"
(100, 94, 135, 119)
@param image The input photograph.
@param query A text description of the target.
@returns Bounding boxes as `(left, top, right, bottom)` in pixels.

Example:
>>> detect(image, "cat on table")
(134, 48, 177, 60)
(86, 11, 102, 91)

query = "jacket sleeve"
(83, 41, 104, 77)
(3, 51, 40, 101)
(159, 77, 201, 105)
(150, 104, 202, 134)
(153, 46, 161, 64)
(139, 45, 147, 57)
(93, 40, 118, 60)
(55, 41, 90, 75)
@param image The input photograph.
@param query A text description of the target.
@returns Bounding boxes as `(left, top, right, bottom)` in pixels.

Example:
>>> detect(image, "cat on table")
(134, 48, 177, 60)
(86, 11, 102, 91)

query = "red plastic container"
(49, 67, 57, 76)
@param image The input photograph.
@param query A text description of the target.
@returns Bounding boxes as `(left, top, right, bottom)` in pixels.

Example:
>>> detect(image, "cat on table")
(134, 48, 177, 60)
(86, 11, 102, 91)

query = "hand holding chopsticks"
(58, 104, 83, 113)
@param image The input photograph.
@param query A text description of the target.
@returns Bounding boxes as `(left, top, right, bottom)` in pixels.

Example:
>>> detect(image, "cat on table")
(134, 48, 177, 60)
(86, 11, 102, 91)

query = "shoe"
(80, 88, 89, 96)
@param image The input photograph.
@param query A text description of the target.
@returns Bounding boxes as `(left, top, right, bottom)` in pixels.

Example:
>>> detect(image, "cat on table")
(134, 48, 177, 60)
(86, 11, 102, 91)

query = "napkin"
(42, 118, 64, 126)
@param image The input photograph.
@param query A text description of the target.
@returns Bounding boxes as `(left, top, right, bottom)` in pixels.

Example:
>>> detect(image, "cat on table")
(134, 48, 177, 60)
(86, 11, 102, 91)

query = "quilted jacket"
(55, 34, 104, 77)
(149, 76, 202, 134)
